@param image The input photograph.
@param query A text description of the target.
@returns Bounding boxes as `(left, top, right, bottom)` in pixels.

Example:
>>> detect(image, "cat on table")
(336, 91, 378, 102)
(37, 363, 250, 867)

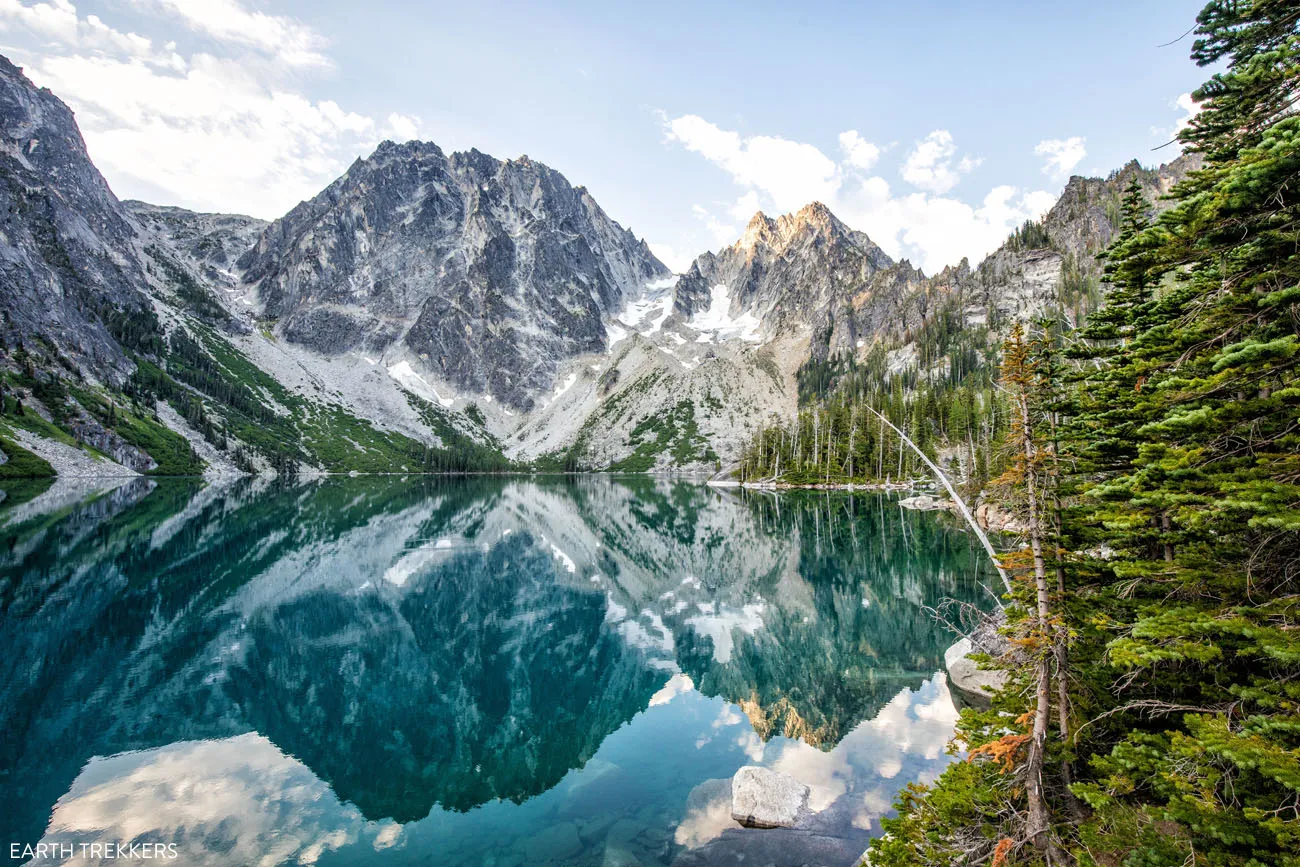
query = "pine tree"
(1067, 3, 1300, 860)
(871, 3, 1300, 864)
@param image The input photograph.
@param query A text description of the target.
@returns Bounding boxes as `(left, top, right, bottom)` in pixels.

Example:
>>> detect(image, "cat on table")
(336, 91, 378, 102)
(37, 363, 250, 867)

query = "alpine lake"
(0, 475, 998, 866)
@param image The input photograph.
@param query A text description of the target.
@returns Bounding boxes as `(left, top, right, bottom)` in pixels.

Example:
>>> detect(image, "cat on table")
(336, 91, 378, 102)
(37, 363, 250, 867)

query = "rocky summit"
(0, 53, 1199, 479)
(238, 141, 669, 411)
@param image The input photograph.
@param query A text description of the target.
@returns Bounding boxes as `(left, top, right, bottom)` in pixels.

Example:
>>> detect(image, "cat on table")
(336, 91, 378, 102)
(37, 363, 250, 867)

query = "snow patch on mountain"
(689, 285, 763, 344)
(388, 361, 454, 408)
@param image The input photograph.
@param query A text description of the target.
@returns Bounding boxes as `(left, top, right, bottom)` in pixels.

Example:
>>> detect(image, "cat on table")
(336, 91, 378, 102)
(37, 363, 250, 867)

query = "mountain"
(674, 202, 896, 335)
(237, 141, 669, 411)
(0, 53, 1203, 482)
(0, 55, 154, 382)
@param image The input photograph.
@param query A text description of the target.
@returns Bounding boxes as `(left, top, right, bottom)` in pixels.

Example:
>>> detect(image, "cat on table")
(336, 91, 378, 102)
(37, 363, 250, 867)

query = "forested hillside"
(736, 156, 1197, 494)
(865, 1, 1300, 864)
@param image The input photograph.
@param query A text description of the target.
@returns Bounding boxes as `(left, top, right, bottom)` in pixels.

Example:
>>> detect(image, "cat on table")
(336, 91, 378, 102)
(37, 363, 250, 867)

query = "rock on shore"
(943, 610, 1011, 710)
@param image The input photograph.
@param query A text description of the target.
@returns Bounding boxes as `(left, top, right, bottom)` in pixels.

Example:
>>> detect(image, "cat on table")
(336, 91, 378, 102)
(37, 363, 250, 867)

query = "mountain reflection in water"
(0, 475, 993, 866)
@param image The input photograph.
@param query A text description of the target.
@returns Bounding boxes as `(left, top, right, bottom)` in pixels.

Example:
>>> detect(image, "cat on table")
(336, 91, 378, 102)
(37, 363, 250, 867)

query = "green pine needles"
(866, 2, 1300, 864)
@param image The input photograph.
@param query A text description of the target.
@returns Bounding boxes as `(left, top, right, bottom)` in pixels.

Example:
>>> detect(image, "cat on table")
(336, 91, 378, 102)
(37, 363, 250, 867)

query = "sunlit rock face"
(674, 203, 900, 346)
(1, 476, 992, 864)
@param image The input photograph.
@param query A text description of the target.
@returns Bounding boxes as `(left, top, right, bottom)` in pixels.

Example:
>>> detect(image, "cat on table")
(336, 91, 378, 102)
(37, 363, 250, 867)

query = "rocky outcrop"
(944, 610, 1012, 710)
(974, 498, 1027, 534)
(238, 141, 669, 411)
(0, 56, 154, 384)
(944, 638, 1008, 710)
(65, 404, 157, 473)
(730, 766, 810, 829)
(124, 201, 266, 292)
(898, 494, 954, 512)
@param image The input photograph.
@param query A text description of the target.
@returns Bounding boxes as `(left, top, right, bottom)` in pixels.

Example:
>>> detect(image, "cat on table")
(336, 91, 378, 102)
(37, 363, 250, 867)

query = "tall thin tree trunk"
(1018, 388, 1056, 858)
(862, 405, 1010, 593)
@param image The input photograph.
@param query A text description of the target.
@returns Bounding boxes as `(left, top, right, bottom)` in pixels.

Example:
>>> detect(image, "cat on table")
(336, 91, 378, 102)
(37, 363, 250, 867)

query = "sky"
(0, 0, 1209, 274)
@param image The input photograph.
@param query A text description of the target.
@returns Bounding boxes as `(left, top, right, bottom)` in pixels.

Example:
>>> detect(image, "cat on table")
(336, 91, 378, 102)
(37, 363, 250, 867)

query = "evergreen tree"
(871, 3, 1300, 864)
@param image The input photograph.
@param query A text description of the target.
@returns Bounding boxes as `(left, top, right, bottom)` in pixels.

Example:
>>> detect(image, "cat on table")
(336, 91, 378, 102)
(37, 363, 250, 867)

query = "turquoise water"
(0, 476, 993, 866)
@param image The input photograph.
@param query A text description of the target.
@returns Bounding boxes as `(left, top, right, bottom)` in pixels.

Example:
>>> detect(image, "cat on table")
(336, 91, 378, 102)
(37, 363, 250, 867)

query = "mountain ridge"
(0, 53, 1202, 479)
(236, 136, 669, 411)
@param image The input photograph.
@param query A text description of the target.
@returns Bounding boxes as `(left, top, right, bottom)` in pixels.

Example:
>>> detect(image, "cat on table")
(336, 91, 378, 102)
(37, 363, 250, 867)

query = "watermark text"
(9, 842, 178, 861)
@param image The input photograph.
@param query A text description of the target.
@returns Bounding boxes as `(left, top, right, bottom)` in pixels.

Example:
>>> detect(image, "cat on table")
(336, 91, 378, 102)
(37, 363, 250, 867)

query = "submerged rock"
(730, 766, 809, 829)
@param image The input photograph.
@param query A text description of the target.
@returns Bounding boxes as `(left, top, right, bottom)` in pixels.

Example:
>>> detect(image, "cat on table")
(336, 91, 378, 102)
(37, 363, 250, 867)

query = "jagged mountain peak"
(671, 199, 898, 343)
(237, 135, 667, 412)
(739, 210, 777, 249)
(790, 200, 841, 229)
(734, 201, 890, 267)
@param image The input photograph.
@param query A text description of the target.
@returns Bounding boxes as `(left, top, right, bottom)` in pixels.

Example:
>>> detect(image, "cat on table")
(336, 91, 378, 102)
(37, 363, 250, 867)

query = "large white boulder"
(944, 624, 1011, 710)
(730, 765, 809, 829)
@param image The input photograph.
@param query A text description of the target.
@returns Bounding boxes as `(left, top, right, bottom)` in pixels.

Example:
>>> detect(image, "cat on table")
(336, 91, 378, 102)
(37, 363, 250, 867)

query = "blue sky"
(1, 0, 1208, 272)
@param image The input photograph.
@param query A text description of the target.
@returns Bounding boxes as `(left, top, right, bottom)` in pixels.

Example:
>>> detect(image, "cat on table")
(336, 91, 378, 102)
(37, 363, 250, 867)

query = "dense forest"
(860, 2, 1300, 864)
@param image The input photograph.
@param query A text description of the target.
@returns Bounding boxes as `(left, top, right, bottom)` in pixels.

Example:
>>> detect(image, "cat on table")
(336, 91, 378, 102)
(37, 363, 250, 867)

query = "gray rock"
(238, 141, 669, 411)
(944, 610, 1012, 710)
(123, 201, 265, 281)
(530, 821, 583, 862)
(975, 499, 1028, 534)
(945, 640, 1007, 710)
(65, 404, 158, 473)
(898, 494, 951, 512)
(675, 203, 899, 355)
(0, 55, 153, 384)
(730, 765, 809, 829)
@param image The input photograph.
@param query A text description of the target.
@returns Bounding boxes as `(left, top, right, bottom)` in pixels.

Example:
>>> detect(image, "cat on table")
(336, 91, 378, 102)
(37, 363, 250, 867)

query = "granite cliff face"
(0, 55, 153, 383)
(952, 154, 1202, 331)
(719, 154, 1205, 382)
(236, 141, 669, 411)
(125, 201, 267, 294)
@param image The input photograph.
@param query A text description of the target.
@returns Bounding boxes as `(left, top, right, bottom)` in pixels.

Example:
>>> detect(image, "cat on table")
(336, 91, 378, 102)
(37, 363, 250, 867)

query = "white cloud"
(663, 114, 1053, 274)
(1, 0, 422, 218)
(649, 242, 692, 273)
(688, 203, 738, 250)
(384, 112, 420, 143)
(1034, 136, 1086, 180)
(0, 0, 77, 41)
(838, 129, 881, 171)
(133, 0, 331, 69)
(901, 130, 979, 194)
(665, 114, 839, 213)
(727, 190, 761, 223)
(1173, 92, 1200, 138)
(0, 0, 179, 66)
(1150, 93, 1202, 148)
